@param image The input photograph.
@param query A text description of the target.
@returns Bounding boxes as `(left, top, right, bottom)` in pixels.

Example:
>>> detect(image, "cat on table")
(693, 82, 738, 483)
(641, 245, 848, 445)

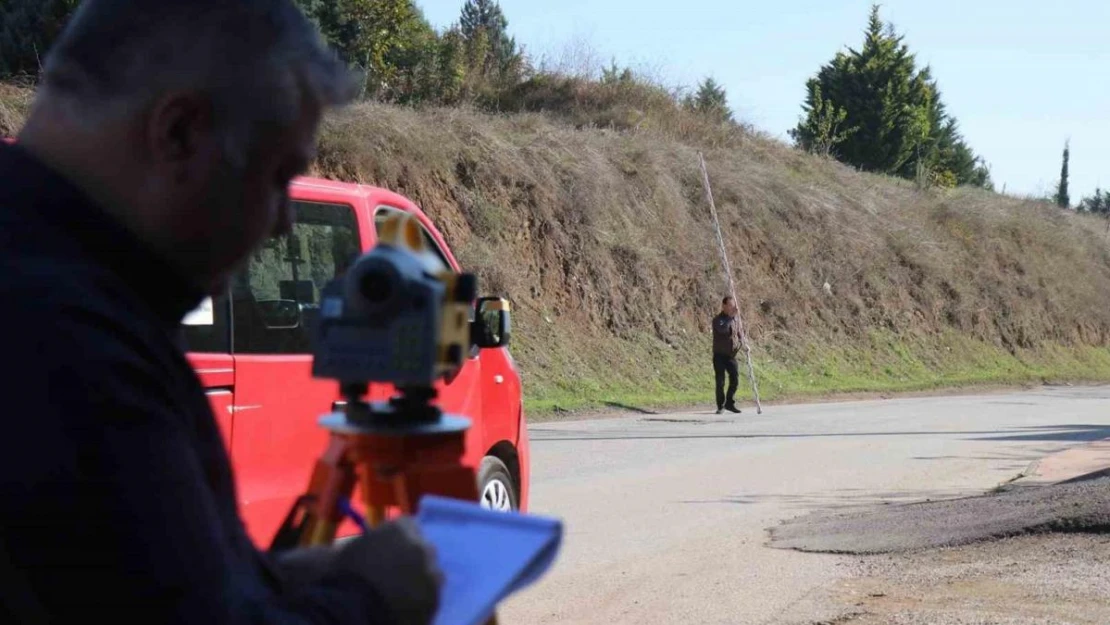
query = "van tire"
(478, 456, 518, 512)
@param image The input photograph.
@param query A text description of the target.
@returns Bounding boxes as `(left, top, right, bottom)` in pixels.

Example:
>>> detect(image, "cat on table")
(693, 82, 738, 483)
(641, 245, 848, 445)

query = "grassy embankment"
(5, 80, 1110, 417)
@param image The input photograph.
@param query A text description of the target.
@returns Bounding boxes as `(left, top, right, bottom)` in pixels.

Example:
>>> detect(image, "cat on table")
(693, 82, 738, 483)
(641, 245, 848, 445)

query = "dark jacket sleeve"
(0, 302, 388, 625)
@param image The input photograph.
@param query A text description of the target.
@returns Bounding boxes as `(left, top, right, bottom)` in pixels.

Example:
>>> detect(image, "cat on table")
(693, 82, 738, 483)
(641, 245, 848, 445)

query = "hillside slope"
(5, 83, 1110, 414)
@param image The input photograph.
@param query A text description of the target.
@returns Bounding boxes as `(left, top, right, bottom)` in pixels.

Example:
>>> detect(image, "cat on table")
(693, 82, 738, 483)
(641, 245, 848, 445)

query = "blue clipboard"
(414, 495, 563, 625)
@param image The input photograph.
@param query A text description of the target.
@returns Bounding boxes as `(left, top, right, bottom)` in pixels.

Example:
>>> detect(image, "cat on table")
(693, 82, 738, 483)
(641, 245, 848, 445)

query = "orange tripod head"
(269, 382, 481, 549)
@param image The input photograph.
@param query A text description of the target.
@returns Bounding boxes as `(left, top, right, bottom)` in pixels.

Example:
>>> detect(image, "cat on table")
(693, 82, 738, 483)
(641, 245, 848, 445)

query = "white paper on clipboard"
(182, 297, 215, 326)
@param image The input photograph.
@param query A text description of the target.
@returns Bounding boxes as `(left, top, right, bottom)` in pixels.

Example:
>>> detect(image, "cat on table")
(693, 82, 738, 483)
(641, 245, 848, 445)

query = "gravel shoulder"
(802, 533, 1110, 625)
(768, 475, 1110, 624)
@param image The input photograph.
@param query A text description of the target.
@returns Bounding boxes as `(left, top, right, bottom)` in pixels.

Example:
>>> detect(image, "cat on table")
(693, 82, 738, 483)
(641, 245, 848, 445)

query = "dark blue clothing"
(0, 141, 384, 624)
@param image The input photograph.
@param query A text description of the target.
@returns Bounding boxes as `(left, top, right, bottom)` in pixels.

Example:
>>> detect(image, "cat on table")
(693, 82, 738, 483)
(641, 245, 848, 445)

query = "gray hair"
(38, 0, 360, 166)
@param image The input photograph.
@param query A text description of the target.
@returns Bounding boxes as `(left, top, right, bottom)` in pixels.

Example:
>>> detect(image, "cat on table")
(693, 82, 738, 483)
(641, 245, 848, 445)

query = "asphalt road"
(500, 385, 1110, 625)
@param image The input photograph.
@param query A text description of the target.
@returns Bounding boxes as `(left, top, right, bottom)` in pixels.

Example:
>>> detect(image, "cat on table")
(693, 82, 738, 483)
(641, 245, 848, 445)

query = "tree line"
(287, 0, 524, 106)
(2, 0, 1103, 202)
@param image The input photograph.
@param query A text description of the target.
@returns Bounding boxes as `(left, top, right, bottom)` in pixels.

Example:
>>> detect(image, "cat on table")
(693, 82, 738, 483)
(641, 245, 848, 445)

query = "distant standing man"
(712, 296, 743, 414)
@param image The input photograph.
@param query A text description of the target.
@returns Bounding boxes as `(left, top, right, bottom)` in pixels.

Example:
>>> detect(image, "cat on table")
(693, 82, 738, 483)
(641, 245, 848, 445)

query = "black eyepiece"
(359, 268, 394, 305)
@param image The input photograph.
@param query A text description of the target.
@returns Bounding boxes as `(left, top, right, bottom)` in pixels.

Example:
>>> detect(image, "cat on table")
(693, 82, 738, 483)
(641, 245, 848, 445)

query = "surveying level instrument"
(270, 211, 508, 624)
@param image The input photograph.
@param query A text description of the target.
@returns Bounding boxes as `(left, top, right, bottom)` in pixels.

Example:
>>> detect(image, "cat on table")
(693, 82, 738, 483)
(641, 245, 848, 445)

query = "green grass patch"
(520, 329, 1110, 419)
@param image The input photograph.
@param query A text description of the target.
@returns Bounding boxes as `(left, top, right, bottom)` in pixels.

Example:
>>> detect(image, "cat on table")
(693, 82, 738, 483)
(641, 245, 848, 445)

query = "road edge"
(530, 382, 1103, 424)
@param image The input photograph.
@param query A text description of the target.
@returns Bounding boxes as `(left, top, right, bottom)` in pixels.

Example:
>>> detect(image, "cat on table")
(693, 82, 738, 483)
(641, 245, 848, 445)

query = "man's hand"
(274, 518, 443, 625)
(333, 518, 444, 625)
(274, 544, 338, 589)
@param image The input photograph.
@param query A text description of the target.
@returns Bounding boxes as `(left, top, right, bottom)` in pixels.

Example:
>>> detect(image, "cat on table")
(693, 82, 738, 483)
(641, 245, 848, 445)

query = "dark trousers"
(713, 353, 739, 409)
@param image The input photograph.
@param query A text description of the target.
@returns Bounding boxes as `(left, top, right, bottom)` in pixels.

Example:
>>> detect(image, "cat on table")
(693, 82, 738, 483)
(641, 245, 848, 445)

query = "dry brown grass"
(311, 99, 1110, 345)
(491, 74, 761, 150)
(309, 100, 1110, 409)
(0, 82, 33, 137)
(5, 83, 1110, 412)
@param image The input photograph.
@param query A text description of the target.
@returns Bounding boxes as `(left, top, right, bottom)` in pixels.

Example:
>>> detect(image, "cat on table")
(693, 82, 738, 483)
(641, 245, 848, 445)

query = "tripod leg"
(357, 463, 392, 526)
(391, 472, 414, 514)
(296, 436, 358, 546)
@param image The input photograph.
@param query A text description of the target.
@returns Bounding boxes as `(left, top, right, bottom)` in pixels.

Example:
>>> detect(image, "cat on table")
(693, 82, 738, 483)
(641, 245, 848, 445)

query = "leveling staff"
(0, 1, 441, 623)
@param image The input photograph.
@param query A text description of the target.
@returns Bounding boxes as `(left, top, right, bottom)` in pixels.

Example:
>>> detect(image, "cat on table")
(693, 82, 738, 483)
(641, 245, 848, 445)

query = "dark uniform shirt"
(0, 141, 386, 624)
(711, 312, 741, 357)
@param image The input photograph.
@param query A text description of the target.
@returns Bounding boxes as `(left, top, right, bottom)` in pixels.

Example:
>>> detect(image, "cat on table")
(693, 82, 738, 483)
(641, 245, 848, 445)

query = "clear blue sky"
(417, 0, 1109, 201)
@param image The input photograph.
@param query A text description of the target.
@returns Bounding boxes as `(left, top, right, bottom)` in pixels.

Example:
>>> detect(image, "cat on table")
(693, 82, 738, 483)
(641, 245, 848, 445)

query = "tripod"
(271, 384, 499, 624)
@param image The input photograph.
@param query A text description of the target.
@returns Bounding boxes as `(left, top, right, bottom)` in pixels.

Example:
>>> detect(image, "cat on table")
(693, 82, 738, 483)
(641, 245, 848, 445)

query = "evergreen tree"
(459, 0, 518, 78)
(601, 59, 634, 85)
(433, 26, 468, 104)
(791, 4, 991, 189)
(788, 83, 856, 157)
(795, 5, 930, 175)
(686, 77, 732, 122)
(1054, 140, 1070, 208)
(1078, 188, 1109, 215)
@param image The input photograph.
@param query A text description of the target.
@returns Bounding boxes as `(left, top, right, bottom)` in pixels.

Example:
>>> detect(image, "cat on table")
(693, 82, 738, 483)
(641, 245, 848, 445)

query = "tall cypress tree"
(1055, 140, 1070, 208)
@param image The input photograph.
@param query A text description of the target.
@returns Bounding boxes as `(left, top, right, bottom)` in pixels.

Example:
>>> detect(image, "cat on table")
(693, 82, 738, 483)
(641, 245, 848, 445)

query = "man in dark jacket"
(0, 1, 441, 623)
(711, 296, 743, 414)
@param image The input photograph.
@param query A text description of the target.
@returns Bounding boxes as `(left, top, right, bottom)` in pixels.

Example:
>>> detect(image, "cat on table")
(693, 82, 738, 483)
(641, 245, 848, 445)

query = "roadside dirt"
(775, 471, 1110, 624)
(807, 533, 1110, 624)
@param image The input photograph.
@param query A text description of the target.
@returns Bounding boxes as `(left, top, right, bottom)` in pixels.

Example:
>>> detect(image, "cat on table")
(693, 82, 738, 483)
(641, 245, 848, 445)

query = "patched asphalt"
(769, 475, 1110, 555)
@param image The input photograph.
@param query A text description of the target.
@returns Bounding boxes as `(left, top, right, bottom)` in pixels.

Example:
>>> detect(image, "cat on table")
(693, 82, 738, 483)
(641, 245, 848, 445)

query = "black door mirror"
(472, 297, 511, 348)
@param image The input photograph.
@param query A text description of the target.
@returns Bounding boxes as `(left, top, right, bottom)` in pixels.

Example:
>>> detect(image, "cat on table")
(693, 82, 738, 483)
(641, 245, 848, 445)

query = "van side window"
(233, 201, 360, 354)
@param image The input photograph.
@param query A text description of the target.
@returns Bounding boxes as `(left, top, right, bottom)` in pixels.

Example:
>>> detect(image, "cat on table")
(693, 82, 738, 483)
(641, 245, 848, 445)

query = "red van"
(179, 176, 530, 547)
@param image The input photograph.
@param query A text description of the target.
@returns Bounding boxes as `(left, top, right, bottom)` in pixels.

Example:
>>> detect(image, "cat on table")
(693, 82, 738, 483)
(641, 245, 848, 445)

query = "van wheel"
(478, 456, 518, 512)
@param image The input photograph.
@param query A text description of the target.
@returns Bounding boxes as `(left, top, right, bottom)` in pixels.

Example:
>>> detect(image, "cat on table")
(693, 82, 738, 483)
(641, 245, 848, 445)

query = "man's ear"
(145, 91, 215, 164)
